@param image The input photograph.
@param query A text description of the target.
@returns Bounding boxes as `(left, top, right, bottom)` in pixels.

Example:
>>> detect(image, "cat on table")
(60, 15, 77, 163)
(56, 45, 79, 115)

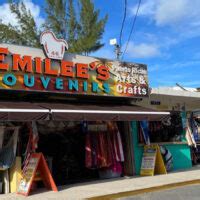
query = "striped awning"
(0, 101, 169, 121)
(38, 102, 169, 121)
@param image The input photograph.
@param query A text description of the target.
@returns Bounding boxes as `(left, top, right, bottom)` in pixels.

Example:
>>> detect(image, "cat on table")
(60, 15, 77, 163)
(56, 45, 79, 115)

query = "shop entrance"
(35, 121, 133, 186)
(0, 101, 169, 194)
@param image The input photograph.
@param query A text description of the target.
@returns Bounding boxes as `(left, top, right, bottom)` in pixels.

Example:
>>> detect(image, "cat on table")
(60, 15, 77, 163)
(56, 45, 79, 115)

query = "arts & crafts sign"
(0, 32, 148, 98)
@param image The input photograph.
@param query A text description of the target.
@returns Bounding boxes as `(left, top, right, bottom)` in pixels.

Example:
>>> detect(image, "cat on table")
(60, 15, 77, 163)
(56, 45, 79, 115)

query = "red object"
(85, 133, 92, 168)
(85, 122, 124, 171)
(17, 153, 57, 196)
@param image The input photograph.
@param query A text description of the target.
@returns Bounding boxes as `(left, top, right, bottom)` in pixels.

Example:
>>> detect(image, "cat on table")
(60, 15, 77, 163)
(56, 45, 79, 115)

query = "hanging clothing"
(186, 119, 196, 148)
(85, 132, 93, 168)
(106, 122, 124, 174)
(107, 122, 124, 162)
(85, 127, 112, 169)
(190, 115, 199, 141)
(140, 121, 150, 145)
(23, 122, 39, 171)
(85, 122, 124, 170)
(32, 121, 39, 151)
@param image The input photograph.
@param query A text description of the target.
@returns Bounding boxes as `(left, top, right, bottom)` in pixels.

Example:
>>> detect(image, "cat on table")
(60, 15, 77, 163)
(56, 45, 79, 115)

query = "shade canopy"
(0, 101, 169, 121)
(0, 102, 49, 121)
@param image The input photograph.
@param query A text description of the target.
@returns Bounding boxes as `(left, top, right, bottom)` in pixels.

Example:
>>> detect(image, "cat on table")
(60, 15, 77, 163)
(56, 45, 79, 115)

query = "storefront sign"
(0, 38, 148, 98)
(17, 155, 39, 195)
(17, 153, 57, 196)
(140, 144, 167, 176)
(150, 100, 161, 105)
(40, 31, 68, 60)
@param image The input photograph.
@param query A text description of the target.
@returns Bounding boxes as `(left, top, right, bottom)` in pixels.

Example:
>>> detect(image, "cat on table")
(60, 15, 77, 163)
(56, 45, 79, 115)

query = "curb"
(88, 179, 200, 200)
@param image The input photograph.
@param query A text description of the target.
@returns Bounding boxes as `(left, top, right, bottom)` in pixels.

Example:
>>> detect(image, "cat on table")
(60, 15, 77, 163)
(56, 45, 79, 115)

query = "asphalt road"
(118, 184, 200, 200)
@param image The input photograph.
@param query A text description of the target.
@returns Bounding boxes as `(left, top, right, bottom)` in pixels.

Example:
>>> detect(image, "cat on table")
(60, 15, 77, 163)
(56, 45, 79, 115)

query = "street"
(118, 184, 200, 200)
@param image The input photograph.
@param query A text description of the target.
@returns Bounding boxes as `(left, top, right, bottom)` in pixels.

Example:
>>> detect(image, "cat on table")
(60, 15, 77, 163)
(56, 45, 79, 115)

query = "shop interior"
(138, 112, 184, 144)
(0, 120, 134, 193)
(135, 112, 186, 173)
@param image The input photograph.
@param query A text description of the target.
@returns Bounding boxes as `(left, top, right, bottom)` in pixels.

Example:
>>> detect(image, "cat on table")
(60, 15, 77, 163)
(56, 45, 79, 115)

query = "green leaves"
(0, 0, 107, 54)
(0, 1, 40, 47)
(44, 0, 68, 39)
(77, 0, 108, 55)
(44, 0, 108, 55)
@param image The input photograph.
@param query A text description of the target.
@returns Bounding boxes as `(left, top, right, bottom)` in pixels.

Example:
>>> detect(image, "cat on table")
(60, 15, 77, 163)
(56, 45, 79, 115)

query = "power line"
(121, 0, 142, 60)
(119, 0, 127, 48)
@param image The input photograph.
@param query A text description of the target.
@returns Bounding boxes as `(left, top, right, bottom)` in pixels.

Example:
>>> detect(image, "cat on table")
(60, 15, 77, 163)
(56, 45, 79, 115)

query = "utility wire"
(121, 0, 141, 60)
(119, 0, 127, 48)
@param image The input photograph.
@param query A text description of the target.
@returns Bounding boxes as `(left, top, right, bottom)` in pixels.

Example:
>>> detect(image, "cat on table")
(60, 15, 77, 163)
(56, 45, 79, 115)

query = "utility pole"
(114, 44, 122, 60)
(110, 38, 121, 60)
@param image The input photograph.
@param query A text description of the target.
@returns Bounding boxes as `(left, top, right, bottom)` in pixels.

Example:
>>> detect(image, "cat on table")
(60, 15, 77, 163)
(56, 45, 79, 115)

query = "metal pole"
(115, 44, 122, 60)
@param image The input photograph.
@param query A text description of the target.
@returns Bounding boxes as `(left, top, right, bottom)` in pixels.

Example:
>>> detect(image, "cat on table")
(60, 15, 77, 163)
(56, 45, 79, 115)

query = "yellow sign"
(140, 144, 167, 176)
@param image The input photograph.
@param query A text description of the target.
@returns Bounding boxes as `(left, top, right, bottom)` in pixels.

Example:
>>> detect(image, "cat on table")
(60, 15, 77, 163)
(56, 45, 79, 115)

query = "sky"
(0, 0, 200, 88)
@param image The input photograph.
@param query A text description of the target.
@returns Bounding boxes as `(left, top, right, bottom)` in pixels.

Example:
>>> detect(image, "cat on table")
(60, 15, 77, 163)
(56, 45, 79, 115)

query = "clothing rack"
(87, 124, 107, 132)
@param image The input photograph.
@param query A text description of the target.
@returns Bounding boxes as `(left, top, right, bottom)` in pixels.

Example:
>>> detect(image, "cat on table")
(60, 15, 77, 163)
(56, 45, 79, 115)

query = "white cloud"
(151, 73, 188, 86)
(0, 0, 44, 28)
(159, 37, 178, 49)
(155, 0, 188, 26)
(131, 1, 156, 17)
(129, 1, 200, 59)
(131, 0, 200, 28)
(125, 42, 161, 58)
(134, 32, 179, 51)
(165, 60, 200, 70)
(0, 3, 18, 26)
(148, 60, 200, 72)
(23, 0, 44, 28)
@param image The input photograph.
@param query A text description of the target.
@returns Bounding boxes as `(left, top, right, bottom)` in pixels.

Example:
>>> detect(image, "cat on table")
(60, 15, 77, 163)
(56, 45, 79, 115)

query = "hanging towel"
(85, 133, 92, 168)
(140, 121, 150, 145)
(31, 121, 39, 151)
(186, 119, 196, 148)
(113, 128, 124, 162)
(107, 122, 124, 162)
(97, 131, 112, 168)
(190, 113, 199, 141)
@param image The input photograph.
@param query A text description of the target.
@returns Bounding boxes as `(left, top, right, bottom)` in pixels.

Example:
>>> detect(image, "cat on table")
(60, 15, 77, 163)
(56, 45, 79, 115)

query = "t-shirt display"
(138, 112, 183, 143)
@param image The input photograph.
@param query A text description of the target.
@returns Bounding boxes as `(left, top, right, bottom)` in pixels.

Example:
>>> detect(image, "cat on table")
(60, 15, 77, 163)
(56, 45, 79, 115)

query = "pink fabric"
(85, 122, 124, 174)
(85, 133, 92, 168)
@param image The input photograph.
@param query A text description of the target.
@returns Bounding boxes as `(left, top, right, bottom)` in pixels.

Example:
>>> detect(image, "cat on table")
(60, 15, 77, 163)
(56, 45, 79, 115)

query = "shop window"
(138, 112, 183, 143)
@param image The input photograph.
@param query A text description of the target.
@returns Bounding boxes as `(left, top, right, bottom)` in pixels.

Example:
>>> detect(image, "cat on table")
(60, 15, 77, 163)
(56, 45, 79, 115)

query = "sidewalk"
(1, 166, 200, 200)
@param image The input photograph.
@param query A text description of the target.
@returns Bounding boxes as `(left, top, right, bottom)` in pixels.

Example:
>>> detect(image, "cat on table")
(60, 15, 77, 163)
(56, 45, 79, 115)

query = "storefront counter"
(131, 122, 192, 175)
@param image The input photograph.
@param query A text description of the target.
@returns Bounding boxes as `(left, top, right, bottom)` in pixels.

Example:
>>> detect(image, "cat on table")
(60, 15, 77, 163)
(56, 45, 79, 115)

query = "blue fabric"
(0, 147, 14, 170)
(140, 121, 150, 145)
(190, 113, 199, 141)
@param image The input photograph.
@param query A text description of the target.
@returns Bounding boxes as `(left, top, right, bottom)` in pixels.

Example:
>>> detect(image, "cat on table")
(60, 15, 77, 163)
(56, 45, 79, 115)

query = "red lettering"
(13, 54, 33, 72)
(89, 61, 96, 70)
(35, 57, 42, 74)
(61, 61, 74, 77)
(44, 58, 58, 76)
(76, 63, 89, 79)
(0, 47, 9, 70)
(97, 66, 110, 81)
